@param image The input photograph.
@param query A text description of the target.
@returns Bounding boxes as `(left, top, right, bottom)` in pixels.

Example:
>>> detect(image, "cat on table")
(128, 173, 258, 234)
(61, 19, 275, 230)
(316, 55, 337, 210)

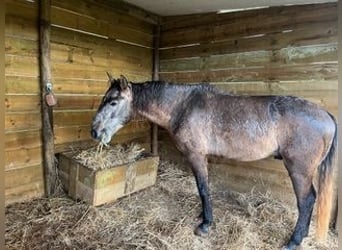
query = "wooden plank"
(54, 120, 150, 145)
(50, 43, 152, 74)
(209, 162, 295, 202)
(5, 112, 41, 131)
(160, 44, 338, 72)
(5, 75, 40, 94)
(53, 79, 107, 95)
(5, 129, 42, 150)
(54, 95, 101, 110)
(5, 147, 42, 170)
(92, 0, 159, 25)
(5, 36, 38, 57)
(5, 180, 44, 205)
(160, 3, 337, 47)
(5, 54, 39, 77)
(54, 125, 94, 145)
(5, 164, 44, 189)
(51, 60, 151, 81)
(51, 26, 152, 60)
(5, 14, 38, 41)
(51, 6, 153, 47)
(160, 22, 337, 59)
(160, 63, 338, 83)
(52, 0, 158, 26)
(5, 0, 38, 20)
(53, 110, 94, 127)
(161, 2, 337, 31)
(5, 94, 41, 112)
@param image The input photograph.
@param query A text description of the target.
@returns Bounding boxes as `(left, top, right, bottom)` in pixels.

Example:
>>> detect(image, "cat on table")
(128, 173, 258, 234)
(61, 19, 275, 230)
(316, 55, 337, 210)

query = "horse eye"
(110, 101, 117, 106)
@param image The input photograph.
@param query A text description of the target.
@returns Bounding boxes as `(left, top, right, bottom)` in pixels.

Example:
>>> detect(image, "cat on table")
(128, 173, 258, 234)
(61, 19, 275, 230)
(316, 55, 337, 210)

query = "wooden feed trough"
(58, 145, 159, 206)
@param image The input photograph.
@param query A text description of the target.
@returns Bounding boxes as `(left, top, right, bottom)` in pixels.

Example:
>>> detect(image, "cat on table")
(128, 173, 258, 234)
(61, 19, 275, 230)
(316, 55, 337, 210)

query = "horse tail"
(316, 112, 337, 240)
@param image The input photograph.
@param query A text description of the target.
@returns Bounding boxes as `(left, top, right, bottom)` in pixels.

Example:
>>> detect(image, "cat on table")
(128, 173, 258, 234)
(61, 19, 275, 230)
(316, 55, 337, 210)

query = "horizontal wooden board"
(5, 112, 41, 131)
(54, 120, 150, 145)
(5, 180, 44, 205)
(53, 79, 107, 95)
(5, 146, 42, 170)
(51, 43, 152, 73)
(5, 54, 39, 77)
(5, 75, 40, 94)
(53, 110, 94, 127)
(160, 63, 338, 83)
(5, 94, 41, 112)
(5, 0, 38, 20)
(5, 164, 44, 189)
(51, 26, 152, 59)
(160, 22, 337, 59)
(160, 44, 337, 72)
(5, 14, 38, 41)
(5, 36, 38, 57)
(51, 6, 153, 47)
(52, 0, 156, 29)
(54, 95, 101, 110)
(5, 129, 42, 151)
(161, 3, 337, 47)
(161, 2, 337, 31)
(51, 61, 150, 82)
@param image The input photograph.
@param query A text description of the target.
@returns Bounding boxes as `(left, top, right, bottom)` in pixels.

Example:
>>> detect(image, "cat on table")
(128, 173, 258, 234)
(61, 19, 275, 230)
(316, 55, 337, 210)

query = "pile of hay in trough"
(6, 160, 337, 250)
(72, 143, 145, 170)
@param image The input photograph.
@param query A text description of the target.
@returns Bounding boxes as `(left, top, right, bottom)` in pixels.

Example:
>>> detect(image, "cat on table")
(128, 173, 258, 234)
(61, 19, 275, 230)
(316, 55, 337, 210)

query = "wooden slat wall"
(5, 0, 44, 204)
(5, 0, 155, 204)
(159, 3, 338, 201)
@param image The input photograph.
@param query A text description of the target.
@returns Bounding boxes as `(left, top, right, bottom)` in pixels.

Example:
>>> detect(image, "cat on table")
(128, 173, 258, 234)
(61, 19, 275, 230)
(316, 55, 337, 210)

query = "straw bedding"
(6, 159, 337, 250)
(72, 143, 145, 170)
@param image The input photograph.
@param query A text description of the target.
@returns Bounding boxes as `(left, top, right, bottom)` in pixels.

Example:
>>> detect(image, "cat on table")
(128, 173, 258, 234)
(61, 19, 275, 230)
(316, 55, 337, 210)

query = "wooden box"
(58, 152, 159, 206)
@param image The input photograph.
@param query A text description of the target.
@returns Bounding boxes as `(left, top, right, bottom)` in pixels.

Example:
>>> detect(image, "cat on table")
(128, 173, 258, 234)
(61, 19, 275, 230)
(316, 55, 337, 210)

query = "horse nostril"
(91, 129, 98, 139)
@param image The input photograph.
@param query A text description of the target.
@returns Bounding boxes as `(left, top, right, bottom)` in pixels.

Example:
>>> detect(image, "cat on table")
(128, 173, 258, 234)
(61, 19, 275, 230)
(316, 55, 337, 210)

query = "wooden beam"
(39, 0, 57, 196)
(151, 22, 161, 156)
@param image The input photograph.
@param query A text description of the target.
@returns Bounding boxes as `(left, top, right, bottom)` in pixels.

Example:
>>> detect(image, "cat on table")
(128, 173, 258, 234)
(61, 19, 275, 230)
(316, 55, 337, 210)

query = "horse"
(91, 73, 337, 250)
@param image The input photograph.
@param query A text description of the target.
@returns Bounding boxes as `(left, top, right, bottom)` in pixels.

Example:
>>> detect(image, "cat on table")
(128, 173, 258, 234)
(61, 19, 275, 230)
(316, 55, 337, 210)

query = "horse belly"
(210, 130, 278, 162)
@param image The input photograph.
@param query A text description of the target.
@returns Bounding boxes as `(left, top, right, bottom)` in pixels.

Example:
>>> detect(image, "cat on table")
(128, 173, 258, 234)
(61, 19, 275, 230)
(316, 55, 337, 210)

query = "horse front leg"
(187, 153, 213, 237)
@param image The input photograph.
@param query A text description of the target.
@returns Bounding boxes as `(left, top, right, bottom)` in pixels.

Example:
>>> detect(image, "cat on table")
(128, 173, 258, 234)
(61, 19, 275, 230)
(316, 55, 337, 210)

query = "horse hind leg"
(283, 160, 317, 250)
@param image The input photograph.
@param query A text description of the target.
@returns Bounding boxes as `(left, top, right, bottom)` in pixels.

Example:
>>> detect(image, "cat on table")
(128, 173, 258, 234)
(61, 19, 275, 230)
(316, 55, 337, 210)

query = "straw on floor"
(6, 160, 337, 250)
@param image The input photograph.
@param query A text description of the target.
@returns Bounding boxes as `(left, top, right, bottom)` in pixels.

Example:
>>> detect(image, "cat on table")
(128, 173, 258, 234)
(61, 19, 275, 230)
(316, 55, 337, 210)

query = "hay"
(6, 160, 337, 250)
(72, 143, 145, 171)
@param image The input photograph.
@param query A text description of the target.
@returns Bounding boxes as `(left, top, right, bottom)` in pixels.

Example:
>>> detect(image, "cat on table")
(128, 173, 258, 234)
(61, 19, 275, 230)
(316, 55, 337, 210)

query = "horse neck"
(131, 82, 190, 129)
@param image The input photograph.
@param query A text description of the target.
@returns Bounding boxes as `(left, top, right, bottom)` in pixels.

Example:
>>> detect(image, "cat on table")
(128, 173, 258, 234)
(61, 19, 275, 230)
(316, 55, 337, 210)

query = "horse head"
(91, 73, 133, 144)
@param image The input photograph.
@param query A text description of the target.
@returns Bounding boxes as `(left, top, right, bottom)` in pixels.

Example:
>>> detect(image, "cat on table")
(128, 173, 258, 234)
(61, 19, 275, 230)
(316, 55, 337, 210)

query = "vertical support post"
(39, 0, 56, 196)
(151, 21, 161, 156)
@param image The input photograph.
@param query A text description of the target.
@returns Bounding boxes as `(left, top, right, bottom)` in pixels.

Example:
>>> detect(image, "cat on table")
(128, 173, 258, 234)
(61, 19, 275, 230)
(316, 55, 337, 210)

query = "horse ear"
(119, 75, 129, 90)
(106, 71, 113, 81)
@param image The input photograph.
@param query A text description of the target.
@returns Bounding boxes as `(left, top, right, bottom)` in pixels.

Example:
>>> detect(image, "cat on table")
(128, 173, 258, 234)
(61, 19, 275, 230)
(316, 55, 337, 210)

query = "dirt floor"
(5, 160, 337, 250)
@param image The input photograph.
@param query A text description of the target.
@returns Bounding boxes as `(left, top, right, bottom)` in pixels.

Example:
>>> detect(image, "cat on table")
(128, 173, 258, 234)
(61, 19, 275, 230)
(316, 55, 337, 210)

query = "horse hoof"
(282, 241, 298, 250)
(194, 224, 209, 237)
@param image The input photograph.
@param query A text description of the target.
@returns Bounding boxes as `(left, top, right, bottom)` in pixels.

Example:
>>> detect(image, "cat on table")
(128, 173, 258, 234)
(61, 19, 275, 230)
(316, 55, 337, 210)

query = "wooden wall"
(158, 3, 338, 201)
(5, 0, 156, 204)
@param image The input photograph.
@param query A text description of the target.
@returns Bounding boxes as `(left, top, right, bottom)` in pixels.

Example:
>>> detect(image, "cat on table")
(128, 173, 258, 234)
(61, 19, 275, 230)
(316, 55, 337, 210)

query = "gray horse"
(91, 74, 336, 250)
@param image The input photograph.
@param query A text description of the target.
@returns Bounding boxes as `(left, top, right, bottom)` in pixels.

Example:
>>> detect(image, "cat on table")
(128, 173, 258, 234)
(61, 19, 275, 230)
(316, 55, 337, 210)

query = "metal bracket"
(46, 82, 53, 93)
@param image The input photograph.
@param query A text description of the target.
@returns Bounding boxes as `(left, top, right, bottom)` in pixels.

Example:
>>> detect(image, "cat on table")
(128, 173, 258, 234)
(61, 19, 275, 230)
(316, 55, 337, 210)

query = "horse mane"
(131, 80, 220, 110)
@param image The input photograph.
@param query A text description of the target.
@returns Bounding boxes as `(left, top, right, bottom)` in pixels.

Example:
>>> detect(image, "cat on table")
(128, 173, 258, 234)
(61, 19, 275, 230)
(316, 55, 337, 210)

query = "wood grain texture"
(161, 2, 337, 47)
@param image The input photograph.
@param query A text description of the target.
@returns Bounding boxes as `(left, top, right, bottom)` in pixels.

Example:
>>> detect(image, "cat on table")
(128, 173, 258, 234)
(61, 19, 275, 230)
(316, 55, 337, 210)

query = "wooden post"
(151, 21, 161, 156)
(39, 0, 56, 196)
